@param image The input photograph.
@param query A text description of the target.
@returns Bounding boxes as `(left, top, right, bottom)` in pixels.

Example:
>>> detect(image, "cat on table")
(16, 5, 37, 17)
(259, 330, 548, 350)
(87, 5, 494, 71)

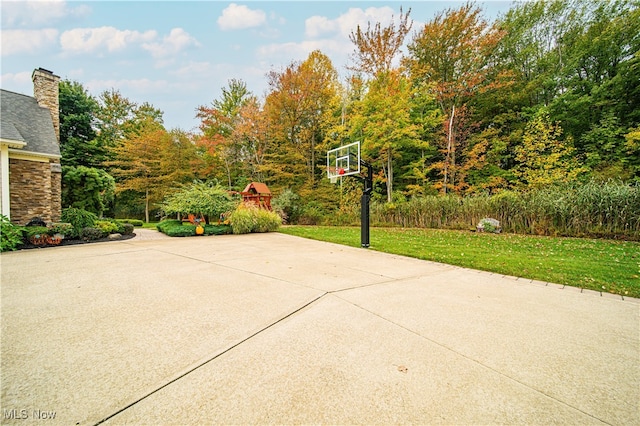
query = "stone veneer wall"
(50, 161, 61, 222)
(32, 68, 60, 142)
(24, 67, 62, 223)
(9, 159, 54, 225)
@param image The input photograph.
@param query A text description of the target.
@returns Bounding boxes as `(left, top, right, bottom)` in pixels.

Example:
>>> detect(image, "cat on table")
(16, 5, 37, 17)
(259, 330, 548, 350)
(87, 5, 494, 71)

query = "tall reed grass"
(327, 180, 640, 240)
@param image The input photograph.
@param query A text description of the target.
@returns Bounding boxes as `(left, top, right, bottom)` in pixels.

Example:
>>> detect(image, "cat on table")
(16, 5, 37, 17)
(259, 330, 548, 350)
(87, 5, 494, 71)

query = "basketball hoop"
(330, 175, 338, 184)
(327, 142, 360, 181)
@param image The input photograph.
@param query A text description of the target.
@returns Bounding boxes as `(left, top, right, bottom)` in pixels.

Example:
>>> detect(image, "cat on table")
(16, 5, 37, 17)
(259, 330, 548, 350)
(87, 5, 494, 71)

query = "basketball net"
(328, 166, 343, 184)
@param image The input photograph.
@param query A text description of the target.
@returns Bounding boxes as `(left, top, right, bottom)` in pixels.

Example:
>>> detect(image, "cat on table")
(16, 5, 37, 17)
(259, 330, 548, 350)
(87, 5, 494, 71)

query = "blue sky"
(1, 1, 516, 131)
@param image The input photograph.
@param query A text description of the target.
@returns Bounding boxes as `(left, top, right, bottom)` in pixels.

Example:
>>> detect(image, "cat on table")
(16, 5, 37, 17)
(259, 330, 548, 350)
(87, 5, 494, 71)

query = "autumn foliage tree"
(59, 0, 640, 224)
(514, 109, 586, 187)
(350, 70, 420, 202)
(108, 119, 197, 222)
(346, 8, 417, 202)
(407, 2, 505, 193)
(196, 79, 255, 189)
(94, 89, 138, 165)
(348, 7, 412, 77)
(264, 50, 339, 188)
(231, 98, 272, 183)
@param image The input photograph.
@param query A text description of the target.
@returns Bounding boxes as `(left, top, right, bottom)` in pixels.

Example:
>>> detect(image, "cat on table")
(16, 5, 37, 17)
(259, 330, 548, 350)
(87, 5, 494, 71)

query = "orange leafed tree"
(349, 7, 412, 77)
(195, 106, 233, 185)
(407, 2, 505, 194)
(231, 98, 272, 183)
(195, 79, 255, 188)
(109, 119, 197, 222)
(265, 50, 338, 187)
(347, 7, 416, 202)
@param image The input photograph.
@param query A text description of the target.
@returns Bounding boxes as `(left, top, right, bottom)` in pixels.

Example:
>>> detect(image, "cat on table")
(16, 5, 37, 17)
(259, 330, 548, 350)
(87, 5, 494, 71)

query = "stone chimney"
(32, 68, 60, 143)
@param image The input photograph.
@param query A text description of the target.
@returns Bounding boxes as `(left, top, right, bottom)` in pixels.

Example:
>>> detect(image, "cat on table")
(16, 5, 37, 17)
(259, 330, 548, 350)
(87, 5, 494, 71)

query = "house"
(0, 68, 62, 224)
(241, 182, 272, 210)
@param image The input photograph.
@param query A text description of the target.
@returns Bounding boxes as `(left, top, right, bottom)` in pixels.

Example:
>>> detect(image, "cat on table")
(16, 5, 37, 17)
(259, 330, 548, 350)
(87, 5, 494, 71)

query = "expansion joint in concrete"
(92, 292, 327, 426)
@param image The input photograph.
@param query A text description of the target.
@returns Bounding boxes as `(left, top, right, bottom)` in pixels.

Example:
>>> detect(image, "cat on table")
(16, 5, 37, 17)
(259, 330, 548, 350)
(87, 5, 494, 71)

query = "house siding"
(1, 68, 62, 224)
(9, 158, 60, 224)
(50, 161, 61, 221)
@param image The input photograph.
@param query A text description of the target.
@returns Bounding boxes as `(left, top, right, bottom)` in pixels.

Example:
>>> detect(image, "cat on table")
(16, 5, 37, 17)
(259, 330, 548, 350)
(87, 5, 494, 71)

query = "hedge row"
(116, 218, 144, 227)
(156, 220, 232, 237)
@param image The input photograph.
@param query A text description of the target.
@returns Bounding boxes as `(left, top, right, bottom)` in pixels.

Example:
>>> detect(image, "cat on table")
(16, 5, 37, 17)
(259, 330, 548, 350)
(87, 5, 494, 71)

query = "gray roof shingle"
(0, 89, 60, 157)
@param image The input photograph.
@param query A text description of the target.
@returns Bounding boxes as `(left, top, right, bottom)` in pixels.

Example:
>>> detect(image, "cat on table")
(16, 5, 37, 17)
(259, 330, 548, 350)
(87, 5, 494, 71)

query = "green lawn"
(280, 226, 640, 298)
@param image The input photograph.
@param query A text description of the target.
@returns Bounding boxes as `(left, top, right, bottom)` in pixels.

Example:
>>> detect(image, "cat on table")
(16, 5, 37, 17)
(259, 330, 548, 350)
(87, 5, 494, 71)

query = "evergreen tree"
(58, 80, 101, 167)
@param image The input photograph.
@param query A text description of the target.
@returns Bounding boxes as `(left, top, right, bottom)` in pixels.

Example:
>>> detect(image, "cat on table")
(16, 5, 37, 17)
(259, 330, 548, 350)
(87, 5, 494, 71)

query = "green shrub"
(229, 206, 256, 234)
(23, 226, 50, 240)
(62, 166, 115, 216)
(204, 224, 232, 235)
(81, 227, 103, 241)
(157, 220, 182, 234)
(161, 181, 237, 221)
(0, 215, 24, 252)
(272, 188, 302, 224)
(156, 219, 231, 237)
(254, 209, 282, 233)
(61, 208, 97, 238)
(112, 220, 125, 234)
(48, 223, 73, 236)
(166, 225, 196, 237)
(122, 223, 134, 235)
(99, 218, 125, 234)
(95, 220, 119, 236)
(157, 220, 194, 237)
(117, 219, 144, 227)
(229, 204, 281, 234)
(299, 202, 326, 225)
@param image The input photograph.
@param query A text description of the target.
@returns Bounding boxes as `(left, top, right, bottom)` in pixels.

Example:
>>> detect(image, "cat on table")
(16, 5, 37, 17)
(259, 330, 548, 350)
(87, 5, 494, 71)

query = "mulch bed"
(18, 233, 137, 250)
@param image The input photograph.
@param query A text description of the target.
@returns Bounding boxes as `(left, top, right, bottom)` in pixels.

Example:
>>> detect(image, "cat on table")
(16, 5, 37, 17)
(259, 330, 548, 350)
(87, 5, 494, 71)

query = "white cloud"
(306, 6, 397, 40)
(168, 61, 267, 98)
(258, 39, 350, 65)
(171, 61, 215, 77)
(67, 69, 85, 79)
(142, 28, 200, 59)
(218, 3, 266, 31)
(1, 0, 90, 28)
(60, 27, 157, 55)
(1, 29, 59, 56)
(305, 16, 338, 38)
(260, 6, 407, 71)
(0, 71, 32, 92)
(269, 11, 286, 26)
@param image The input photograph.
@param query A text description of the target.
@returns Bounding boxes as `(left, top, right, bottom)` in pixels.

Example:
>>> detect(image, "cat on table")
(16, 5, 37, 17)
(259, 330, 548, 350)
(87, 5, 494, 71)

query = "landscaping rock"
(108, 233, 123, 240)
(477, 218, 502, 233)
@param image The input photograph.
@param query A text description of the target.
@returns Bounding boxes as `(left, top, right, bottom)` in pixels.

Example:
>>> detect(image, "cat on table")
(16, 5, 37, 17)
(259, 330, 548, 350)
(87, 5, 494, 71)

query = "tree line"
(60, 0, 639, 222)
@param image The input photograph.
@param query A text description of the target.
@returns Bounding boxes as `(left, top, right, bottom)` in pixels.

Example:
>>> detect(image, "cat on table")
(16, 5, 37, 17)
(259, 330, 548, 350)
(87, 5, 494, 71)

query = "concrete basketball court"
(1, 229, 638, 425)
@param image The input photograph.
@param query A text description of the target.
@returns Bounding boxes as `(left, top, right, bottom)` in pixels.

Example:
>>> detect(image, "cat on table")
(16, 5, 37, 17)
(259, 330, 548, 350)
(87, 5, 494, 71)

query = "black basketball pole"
(360, 159, 373, 248)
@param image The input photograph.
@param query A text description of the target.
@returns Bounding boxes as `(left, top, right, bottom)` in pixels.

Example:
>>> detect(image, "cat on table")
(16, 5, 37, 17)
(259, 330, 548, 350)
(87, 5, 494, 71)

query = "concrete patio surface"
(1, 231, 638, 425)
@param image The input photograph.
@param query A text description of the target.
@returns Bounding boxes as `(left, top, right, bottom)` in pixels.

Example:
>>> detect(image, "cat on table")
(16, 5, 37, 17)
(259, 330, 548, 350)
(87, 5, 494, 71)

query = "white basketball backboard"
(327, 141, 360, 180)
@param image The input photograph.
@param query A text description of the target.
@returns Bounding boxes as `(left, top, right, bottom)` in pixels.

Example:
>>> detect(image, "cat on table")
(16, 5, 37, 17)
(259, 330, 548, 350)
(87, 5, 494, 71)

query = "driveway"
(1, 231, 638, 425)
